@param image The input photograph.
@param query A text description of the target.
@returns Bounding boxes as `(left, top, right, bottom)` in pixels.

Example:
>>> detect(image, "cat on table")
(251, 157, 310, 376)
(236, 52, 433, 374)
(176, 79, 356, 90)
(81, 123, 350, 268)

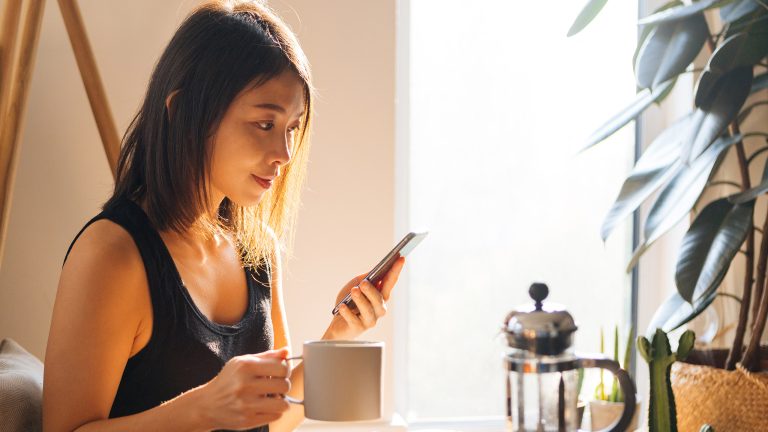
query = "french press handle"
(577, 357, 636, 432)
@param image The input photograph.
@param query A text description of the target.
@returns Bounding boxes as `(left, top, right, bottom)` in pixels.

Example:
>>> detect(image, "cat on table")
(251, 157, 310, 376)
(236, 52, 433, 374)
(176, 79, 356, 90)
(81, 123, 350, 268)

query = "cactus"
(637, 328, 695, 432)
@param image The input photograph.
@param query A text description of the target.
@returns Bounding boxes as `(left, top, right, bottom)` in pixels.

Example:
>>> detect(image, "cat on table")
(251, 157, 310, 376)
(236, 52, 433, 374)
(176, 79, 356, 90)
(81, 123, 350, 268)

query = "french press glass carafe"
(502, 283, 636, 432)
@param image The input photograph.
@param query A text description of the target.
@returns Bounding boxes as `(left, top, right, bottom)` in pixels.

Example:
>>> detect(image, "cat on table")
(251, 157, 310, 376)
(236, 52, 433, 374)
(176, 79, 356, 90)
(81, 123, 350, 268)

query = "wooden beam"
(0, 0, 23, 122)
(0, 0, 45, 270)
(58, 0, 120, 178)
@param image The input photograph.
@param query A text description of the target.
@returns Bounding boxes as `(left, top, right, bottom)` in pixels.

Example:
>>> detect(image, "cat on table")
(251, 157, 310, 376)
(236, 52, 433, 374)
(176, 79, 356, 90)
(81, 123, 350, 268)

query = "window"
(399, 0, 638, 422)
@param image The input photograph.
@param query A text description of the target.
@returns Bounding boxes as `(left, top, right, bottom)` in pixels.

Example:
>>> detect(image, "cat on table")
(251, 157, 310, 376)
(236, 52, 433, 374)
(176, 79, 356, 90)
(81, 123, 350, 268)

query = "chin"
(227, 192, 265, 208)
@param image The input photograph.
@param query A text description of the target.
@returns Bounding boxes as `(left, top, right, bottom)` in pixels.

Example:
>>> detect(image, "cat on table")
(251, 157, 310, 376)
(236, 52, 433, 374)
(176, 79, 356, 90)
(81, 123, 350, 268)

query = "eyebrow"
(252, 103, 304, 118)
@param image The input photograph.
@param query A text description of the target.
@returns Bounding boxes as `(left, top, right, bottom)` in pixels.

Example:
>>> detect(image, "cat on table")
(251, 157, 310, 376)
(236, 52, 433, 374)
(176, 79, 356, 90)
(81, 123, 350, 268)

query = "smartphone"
(332, 231, 428, 315)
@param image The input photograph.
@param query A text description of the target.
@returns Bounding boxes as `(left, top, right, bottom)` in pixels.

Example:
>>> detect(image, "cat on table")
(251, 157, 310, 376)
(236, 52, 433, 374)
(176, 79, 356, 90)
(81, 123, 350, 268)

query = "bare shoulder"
(64, 218, 144, 276)
(66, 218, 141, 266)
(57, 217, 149, 326)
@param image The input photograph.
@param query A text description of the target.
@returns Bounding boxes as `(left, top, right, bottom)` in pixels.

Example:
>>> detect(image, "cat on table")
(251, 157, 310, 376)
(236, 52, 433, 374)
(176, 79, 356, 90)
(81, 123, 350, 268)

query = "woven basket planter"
(671, 349, 768, 432)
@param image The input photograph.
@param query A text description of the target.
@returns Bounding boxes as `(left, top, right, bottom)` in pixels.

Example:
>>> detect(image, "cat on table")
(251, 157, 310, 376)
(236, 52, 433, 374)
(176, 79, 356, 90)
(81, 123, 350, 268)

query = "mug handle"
(577, 357, 636, 432)
(283, 356, 303, 405)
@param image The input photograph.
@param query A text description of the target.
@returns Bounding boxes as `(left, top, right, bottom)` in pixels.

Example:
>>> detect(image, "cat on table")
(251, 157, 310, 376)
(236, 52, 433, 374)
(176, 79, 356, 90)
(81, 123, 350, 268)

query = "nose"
(269, 131, 293, 167)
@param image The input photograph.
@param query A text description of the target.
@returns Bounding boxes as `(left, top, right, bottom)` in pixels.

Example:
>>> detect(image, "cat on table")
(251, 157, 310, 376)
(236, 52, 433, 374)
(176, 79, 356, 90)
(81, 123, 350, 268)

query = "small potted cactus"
(589, 326, 641, 431)
(637, 328, 695, 432)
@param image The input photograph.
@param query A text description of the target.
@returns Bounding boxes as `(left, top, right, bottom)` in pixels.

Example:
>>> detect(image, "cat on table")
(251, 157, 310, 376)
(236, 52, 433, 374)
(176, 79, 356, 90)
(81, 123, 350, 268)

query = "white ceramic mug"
(285, 340, 383, 421)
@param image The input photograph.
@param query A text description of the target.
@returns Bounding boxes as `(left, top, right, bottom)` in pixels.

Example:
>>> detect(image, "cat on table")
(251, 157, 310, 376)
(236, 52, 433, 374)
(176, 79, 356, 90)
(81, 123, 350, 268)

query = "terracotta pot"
(671, 348, 768, 432)
(588, 398, 641, 431)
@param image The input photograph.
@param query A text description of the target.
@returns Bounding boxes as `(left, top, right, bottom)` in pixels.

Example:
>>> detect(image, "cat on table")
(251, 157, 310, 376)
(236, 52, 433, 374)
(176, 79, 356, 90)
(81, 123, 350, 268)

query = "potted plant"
(568, 0, 768, 430)
(589, 326, 641, 431)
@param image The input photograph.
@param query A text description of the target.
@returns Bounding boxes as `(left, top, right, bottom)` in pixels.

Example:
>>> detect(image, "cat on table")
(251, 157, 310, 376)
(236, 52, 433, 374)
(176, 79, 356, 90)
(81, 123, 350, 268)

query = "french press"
(502, 283, 636, 432)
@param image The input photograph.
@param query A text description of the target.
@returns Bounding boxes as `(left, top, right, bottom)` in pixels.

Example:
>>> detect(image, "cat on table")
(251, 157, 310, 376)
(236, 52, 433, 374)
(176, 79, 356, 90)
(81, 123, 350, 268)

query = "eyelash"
(253, 121, 299, 133)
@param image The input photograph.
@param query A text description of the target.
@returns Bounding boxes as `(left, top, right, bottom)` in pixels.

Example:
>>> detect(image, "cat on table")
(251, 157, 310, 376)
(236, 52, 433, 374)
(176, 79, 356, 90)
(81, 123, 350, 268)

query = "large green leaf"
(694, 70, 720, 108)
(694, 33, 759, 107)
(685, 67, 753, 162)
(721, 0, 761, 23)
(567, 0, 609, 37)
(694, 19, 768, 106)
(730, 177, 768, 204)
(646, 290, 718, 337)
(675, 198, 754, 303)
(646, 135, 740, 243)
(627, 134, 740, 270)
(708, 33, 768, 75)
(637, 0, 721, 26)
(581, 79, 676, 152)
(633, 1, 684, 72)
(600, 114, 690, 241)
(729, 156, 768, 204)
(635, 13, 709, 89)
(752, 72, 768, 94)
(725, 7, 768, 39)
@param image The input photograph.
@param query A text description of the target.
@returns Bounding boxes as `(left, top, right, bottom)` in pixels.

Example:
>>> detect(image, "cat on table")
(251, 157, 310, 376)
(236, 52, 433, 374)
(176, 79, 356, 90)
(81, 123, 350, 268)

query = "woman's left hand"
(323, 257, 405, 341)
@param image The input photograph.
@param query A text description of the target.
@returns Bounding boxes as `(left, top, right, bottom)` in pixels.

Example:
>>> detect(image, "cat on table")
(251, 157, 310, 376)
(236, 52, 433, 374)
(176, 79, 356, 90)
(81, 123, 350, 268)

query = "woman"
(42, 1, 404, 431)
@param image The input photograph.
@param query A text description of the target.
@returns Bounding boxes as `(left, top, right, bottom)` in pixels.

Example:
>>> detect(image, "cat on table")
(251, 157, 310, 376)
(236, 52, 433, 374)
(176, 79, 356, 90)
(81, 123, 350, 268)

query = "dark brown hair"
(104, 0, 313, 266)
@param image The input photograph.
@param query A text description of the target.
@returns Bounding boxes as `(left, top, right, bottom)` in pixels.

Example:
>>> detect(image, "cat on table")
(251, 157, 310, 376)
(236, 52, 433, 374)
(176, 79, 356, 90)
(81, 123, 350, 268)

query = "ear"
(165, 89, 181, 121)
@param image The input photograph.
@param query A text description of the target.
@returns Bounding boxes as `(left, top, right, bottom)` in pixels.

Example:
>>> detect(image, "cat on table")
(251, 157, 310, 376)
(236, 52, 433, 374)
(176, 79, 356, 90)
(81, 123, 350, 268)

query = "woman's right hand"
(195, 348, 292, 431)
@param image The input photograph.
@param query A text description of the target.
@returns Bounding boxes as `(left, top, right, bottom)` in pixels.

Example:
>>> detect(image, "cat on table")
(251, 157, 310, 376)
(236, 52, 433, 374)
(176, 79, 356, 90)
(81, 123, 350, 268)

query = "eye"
(252, 121, 274, 131)
(287, 124, 300, 133)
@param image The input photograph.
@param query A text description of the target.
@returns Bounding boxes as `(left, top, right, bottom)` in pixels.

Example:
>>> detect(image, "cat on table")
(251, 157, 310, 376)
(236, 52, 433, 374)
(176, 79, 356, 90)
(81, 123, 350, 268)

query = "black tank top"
(62, 198, 273, 432)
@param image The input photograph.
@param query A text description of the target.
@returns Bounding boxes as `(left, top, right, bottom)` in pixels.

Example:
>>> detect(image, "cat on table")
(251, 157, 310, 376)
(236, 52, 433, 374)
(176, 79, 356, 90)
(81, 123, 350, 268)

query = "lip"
(251, 174, 274, 189)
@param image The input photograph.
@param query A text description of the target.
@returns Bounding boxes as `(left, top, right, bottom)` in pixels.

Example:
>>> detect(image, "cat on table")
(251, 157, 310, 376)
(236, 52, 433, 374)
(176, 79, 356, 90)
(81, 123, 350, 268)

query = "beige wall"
(0, 0, 396, 375)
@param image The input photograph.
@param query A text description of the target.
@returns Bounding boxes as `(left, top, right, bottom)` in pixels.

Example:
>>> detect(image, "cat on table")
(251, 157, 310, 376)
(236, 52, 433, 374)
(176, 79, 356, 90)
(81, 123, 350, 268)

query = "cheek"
(212, 126, 252, 165)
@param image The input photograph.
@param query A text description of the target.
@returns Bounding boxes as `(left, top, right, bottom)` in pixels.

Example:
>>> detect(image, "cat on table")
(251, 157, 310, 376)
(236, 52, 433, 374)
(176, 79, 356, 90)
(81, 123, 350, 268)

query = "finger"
(379, 256, 405, 300)
(247, 377, 291, 396)
(351, 284, 377, 328)
(338, 303, 364, 332)
(237, 355, 290, 378)
(359, 280, 387, 318)
(346, 272, 369, 289)
(337, 273, 369, 304)
(256, 347, 290, 360)
(247, 395, 291, 414)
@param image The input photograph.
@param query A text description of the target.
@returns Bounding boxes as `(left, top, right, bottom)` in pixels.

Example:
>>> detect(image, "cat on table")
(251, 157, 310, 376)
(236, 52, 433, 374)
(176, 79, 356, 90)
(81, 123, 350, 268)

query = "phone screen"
(332, 231, 428, 315)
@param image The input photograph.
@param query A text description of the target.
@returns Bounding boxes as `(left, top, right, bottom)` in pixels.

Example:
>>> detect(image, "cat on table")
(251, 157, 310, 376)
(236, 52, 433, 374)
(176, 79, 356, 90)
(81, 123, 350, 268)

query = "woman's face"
(208, 69, 306, 207)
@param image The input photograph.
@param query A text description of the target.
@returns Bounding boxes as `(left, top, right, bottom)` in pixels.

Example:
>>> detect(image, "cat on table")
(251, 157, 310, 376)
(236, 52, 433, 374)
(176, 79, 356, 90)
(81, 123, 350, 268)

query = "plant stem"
(740, 101, 768, 123)
(718, 292, 743, 303)
(727, 123, 755, 370)
(708, 180, 743, 189)
(743, 219, 768, 370)
(741, 137, 768, 369)
(747, 146, 768, 166)
(706, 30, 716, 53)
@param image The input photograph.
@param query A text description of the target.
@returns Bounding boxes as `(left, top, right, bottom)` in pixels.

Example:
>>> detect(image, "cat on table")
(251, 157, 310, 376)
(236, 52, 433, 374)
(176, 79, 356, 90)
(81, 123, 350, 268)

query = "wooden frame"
(0, 0, 119, 267)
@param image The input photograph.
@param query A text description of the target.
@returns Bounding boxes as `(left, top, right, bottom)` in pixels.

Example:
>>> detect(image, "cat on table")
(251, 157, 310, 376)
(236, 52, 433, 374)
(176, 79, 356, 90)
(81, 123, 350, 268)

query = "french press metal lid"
(503, 282, 578, 356)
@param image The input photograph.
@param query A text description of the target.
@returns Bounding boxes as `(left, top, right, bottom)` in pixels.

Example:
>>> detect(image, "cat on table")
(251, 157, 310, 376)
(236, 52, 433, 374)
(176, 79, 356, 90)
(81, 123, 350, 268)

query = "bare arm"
(44, 220, 289, 432)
